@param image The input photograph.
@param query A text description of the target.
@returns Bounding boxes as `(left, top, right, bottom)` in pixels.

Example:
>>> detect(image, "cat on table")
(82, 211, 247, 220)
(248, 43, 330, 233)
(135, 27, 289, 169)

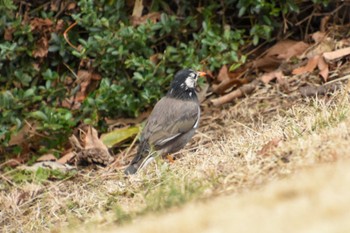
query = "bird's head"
(167, 69, 206, 100)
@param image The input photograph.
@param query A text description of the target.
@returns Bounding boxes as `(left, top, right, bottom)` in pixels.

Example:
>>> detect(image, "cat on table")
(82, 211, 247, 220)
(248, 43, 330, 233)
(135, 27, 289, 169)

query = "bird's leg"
(165, 154, 175, 163)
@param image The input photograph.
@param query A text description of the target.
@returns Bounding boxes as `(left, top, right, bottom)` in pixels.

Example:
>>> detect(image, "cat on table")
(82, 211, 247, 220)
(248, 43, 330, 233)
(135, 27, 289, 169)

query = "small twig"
(0, 174, 19, 188)
(63, 63, 79, 79)
(211, 79, 260, 106)
(63, 21, 80, 51)
(325, 74, 350, 85)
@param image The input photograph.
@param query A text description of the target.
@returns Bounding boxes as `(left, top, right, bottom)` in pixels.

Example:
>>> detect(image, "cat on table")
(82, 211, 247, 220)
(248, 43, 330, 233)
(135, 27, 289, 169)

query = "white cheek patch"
(185, 77, 195, 88)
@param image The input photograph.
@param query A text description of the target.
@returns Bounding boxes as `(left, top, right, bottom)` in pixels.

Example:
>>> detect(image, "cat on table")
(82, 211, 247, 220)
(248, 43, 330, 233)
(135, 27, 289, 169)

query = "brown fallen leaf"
(253, 40, 309, 72)
(217, 65, 229, 82)
(4, 27, 13, 41)
(33, 37, 49, 58)
(70, 126, 115, 166)
(323, 47, 350, 61)
(317, 56, 329, 82)
(55, 19, 65, 32)
(292, 55, 329, 82)
(85, 126, 108, 151)
(212, 66, 248, 94)
(73, 69, 101, 103)
(8, 122, 36, 146)
(258, 137, 282, 157)
(260, 70, 284, 84)
(30, 18, 53, 32)
(61, 98, 81, 110)
(292, 55, 319, 75)
(305, 40, 334, 59)
(67, 2, 77, 10)
(131, 12, 161, 26)
(311, 31, 327, 43)
(57, 151, 76, 164)
(149, 53, 160, 65)
(277, 41, 310, 60)
(37, 154, 57, 162)
(50, 0, 60, 11)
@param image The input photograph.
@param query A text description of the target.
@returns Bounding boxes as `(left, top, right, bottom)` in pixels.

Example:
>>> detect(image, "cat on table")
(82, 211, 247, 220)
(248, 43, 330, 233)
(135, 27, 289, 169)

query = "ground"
(1, 79, 350, 232)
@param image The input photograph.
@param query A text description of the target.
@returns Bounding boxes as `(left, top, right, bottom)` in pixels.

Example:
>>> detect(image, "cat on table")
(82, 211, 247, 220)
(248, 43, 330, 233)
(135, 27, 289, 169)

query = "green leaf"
(238, 7, 246, 17)
(101, 126, 140, 148)
(30, 111, 48, 121)
(229, 63, 241, 72)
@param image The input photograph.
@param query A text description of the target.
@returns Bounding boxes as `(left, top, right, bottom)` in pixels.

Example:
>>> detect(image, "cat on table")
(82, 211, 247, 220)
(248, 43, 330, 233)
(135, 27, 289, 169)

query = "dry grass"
(1, 84, 350, 233)
(104, 159, 350, 233)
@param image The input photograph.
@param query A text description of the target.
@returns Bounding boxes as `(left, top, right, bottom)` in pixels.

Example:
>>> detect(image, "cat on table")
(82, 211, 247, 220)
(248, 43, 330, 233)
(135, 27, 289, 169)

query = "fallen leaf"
(260, 70, 284, 84)
(212, 67, 248, 94)
(317, 56, 329, 82)
(131, 12, 161, 26)
(75, 70, 93, 102)
(305, 40, 334, 58)
(9, 123, 36, 146)
(149, 53, 160, 65)
(69, 127, 115, 166)
(91, 72, 101, 81)
(323, 47, 350, 61)
(50, 0, 60, 11)
(312, 31, 327, 43)
(277, 41, 310, 60)
(253, 40, 309, 72)
(67, 2, 77, 10)
(4, 27, 13, 41)
(37, 154, 57, 162)
(61, 98, 81, 110)
(258, 137, 282, 157)
(30, 18, 53, 32)
(101, 126, 140, 148)
(217, 65, 229, 82)
(57, 151, 76, 164)
(292, 55, 319, 75)
(84, 126, 107, 150)
(55, 19, 65, 32)
(33, 37, 49, 58)
(320, 15, 330, 33)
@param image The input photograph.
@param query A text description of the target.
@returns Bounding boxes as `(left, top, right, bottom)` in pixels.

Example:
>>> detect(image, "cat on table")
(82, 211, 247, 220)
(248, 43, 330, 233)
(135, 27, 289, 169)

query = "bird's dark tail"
(124, 140, 150, 175)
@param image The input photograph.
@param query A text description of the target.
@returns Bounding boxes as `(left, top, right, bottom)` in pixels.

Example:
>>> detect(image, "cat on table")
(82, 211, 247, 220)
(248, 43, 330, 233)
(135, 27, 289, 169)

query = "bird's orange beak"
(197, 71, 207, 77)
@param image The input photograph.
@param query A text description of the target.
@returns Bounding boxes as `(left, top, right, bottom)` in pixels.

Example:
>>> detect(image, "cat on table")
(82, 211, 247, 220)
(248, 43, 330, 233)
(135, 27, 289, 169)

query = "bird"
(124, 69, 206, 175)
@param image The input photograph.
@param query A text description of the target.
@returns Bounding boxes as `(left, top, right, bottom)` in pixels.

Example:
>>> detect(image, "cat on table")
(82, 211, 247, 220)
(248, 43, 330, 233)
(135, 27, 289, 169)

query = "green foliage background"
(0, 0, 329, 155)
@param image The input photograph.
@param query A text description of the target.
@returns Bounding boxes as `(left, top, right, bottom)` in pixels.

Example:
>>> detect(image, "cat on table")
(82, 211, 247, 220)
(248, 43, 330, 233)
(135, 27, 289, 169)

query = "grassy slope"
(1, 86, 350, 232)
(109, 160, 350, 233)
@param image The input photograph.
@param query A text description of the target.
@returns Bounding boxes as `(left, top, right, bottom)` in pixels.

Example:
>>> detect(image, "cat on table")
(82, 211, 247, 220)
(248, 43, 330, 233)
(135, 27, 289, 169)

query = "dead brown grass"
(1, 84, 350, 233)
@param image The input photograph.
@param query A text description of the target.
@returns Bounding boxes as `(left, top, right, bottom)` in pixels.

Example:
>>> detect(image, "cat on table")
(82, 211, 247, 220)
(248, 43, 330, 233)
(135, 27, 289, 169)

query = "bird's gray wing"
(141, 97, 200, 149)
